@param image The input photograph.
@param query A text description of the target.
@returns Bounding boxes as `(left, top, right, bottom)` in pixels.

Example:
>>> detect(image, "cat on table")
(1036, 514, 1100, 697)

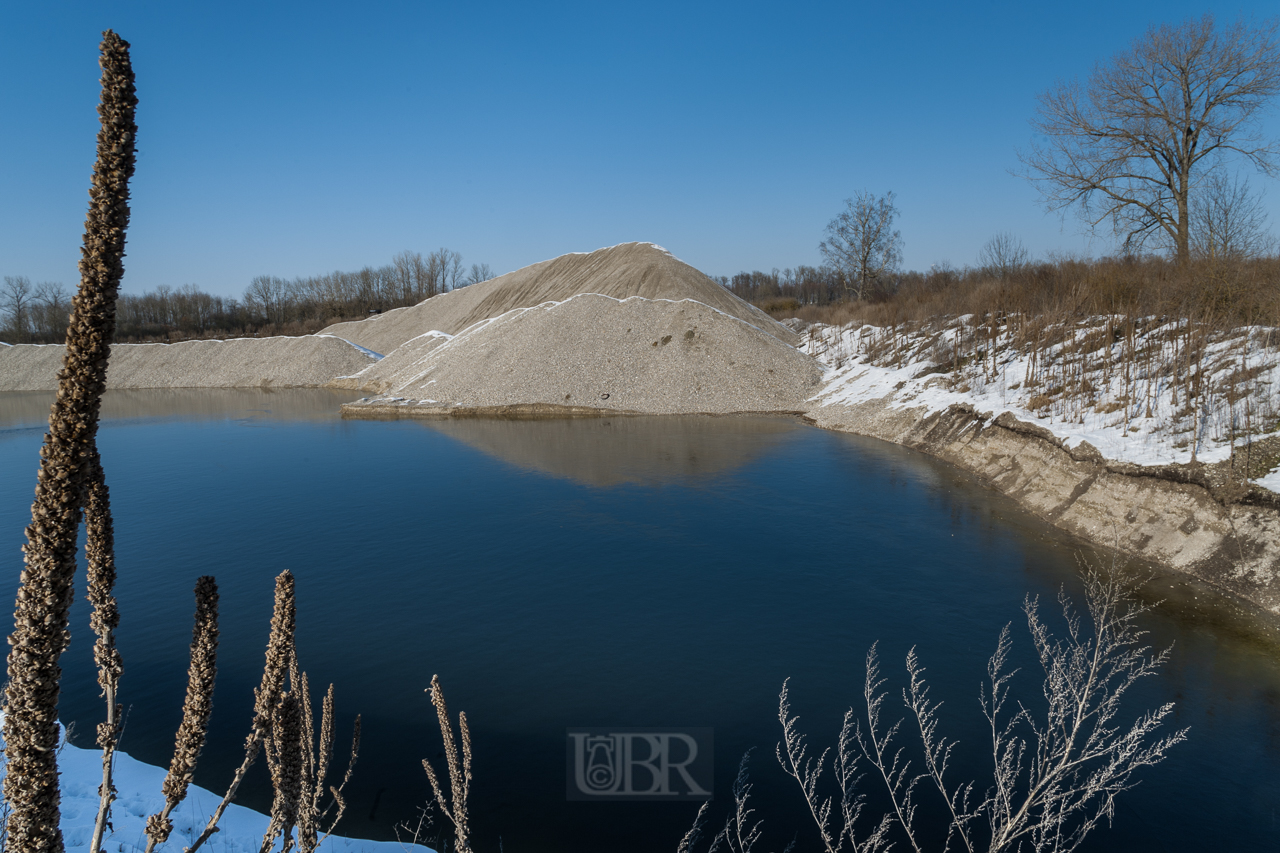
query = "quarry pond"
(1, 388, 1279, 853)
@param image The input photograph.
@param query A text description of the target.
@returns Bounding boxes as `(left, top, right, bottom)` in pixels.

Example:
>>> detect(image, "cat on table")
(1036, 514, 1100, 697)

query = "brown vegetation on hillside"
(781, 255, 1280, 472)
(748, 255, 1280, 331)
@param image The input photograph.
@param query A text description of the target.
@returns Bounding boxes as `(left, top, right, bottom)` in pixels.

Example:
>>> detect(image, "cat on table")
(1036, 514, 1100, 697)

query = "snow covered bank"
(801, 316, 1280, 488)
(799, 316, 1280, 615)
(0, 721, 434, 853)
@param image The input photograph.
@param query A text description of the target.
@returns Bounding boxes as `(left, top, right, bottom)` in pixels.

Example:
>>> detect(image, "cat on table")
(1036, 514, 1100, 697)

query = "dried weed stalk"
(4, 29, 136, 853)
(261, 691, 304, 853)
(259, 614, 359, 853)
(144, 577, 219, 853)
(422, 674, 472, 853)
(681, 753, 795, 853)
(315, 711, 360, 849)
(85, 450, 123, 853)
(301, 683, 360, 852)
(186, 571, 295, 853)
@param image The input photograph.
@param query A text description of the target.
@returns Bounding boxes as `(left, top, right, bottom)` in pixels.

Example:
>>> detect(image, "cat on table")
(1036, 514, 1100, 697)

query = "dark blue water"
(1, 389, 1279, 853)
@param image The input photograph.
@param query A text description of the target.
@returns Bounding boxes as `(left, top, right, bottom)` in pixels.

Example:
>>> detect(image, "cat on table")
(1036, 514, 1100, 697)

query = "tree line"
(0, 249, 496, 345)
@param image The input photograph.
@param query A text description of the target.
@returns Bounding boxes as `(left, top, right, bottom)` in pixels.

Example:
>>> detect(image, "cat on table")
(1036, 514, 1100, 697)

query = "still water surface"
(1, 389, 1279, 852)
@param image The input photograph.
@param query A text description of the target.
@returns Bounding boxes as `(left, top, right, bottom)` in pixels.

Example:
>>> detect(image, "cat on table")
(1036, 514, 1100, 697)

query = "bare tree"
(1190, 172, 1275, 260)
(1, 275, 33, 342)
(819, 192, 903, 300)
(392, 251, 425, 303)
(1023, 15, 1280, 264)
(175, 282, 217, 333)
(465, 262, 496, 286)
(438, 248, 465, 292)
(977, 234, 1030, 279)
(245, 275, 290, 326)
(771, 570, 1186, 853)
(31, 282, 71, 340)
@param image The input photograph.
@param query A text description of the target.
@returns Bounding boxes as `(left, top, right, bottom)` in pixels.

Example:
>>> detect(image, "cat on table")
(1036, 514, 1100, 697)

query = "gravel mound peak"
(320, 242, 797, 355)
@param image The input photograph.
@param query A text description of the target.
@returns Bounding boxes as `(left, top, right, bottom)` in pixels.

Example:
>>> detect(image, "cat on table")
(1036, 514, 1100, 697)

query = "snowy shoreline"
(799, 316, 1280, 490)
(1, 720, 435, 853)
(798, 316, 1280, 617)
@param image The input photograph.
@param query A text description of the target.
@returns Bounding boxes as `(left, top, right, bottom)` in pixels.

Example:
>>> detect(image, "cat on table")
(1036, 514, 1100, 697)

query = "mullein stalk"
(4, 30, 136, 853)
(186, 571, 294, 853)
(296, 683, 332, 853)
(291, 671, 317, 853)
(144, 577, 219, 853)
(260, 691, 303, 853)
(422, 675, 472, 853)
(315, 715, 360, 849)
(85, 450, 123, 853)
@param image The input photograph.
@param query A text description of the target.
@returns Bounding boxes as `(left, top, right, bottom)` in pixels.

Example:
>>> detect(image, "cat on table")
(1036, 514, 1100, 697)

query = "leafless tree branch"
(1022, 14, 1280, 263)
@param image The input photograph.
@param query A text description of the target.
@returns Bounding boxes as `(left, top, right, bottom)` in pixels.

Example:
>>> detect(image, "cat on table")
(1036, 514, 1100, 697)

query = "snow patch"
(0, 716, 435, 853)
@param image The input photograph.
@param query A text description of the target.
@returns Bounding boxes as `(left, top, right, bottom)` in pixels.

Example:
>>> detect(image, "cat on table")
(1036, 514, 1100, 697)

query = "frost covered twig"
(679, 753, 793, 853)
(775, 569, 1185, 853)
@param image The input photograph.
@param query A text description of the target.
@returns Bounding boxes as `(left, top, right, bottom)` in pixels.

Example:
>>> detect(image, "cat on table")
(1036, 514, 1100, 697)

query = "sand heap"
(0, 335, 377, 392)
(338, 293, 822, 415)
(321, 241, 798, 354)
(332, 243, 821, 416)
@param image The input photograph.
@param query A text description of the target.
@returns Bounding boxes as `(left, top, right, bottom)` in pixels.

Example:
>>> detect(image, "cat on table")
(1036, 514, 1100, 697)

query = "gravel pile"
(320, 242, 798, 354)
(340, 294, 822, 415)
(0, 335, 377, 392)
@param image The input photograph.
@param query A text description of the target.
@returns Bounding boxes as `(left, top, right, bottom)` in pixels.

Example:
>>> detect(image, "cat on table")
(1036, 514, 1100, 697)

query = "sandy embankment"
(806, 383, 1280, 617)
(0, 335, 378, 392)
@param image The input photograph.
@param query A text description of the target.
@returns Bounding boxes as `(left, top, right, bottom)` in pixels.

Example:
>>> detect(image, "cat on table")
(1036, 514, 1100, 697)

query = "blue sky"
(2, 1, 1279, 297)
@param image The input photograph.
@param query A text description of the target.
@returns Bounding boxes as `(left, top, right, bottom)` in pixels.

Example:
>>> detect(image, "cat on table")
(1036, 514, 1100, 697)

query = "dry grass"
(774, 255, 1280, 333)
